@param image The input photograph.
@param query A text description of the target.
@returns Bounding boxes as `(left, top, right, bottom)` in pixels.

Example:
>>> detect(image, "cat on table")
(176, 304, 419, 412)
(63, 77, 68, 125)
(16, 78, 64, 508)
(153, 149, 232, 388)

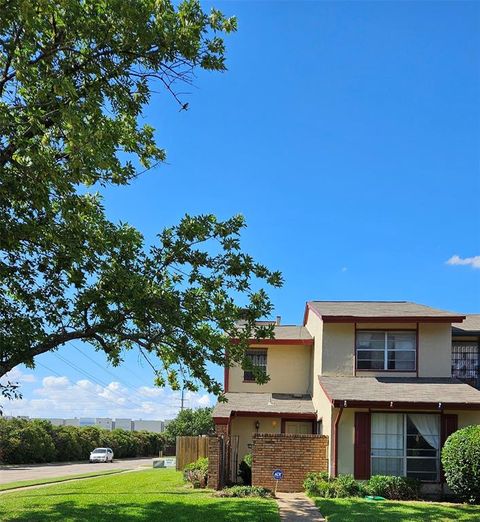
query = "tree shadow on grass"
(0, 498, 279, 522)
(315, 498, 480, 522)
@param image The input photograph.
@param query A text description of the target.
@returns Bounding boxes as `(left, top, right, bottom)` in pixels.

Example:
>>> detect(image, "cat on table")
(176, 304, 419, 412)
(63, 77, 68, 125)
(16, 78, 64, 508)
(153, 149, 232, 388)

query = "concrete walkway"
(275, 492, 326, 521)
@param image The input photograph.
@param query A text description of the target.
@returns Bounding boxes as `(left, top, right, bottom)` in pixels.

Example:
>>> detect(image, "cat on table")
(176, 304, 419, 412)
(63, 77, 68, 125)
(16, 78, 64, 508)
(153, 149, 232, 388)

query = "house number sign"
(272, 469, 283, 480)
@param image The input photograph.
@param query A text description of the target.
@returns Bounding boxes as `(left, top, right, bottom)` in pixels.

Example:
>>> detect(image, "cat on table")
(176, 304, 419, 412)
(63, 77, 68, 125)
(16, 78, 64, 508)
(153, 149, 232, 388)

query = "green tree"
(0, 0, 282, 404)
(164, 407, 214, 445)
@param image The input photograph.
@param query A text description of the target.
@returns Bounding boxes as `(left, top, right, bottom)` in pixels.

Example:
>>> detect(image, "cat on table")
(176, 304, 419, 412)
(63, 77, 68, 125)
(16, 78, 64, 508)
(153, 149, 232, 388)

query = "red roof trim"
(323, 316, 465, 324)
(232, 411, 316, 419)
(213, 417, 230, 425)
(331, 399, 480, 410)
(231, 338, 313, 346)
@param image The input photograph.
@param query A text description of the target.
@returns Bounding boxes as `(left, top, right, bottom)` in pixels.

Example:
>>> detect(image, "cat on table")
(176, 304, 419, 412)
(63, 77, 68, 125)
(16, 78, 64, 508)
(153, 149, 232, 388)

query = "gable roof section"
(304, 301, 465, 324)
(318, 376, 480, 409)
(233, 325, 313, 345)
(452, 314, 480, 335)
(212, 392, 316, 420)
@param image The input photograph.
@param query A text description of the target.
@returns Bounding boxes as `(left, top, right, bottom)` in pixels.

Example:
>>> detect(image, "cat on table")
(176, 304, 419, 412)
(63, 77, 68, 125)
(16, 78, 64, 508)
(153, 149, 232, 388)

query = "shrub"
(366, 475, 420, 500)
(334, 474, 364, 498)
(303, 472, 363, 498)
(442, 425, 480, 504)
(184, 457, 209, 488)
(238, 453, 253, 485)
(216, 485, 273, 498)
(0, 417, 165, 464)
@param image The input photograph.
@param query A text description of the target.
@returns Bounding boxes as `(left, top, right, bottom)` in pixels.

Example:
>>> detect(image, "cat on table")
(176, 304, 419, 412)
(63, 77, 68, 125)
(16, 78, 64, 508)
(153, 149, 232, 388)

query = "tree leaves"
(0, 1, 282, 404)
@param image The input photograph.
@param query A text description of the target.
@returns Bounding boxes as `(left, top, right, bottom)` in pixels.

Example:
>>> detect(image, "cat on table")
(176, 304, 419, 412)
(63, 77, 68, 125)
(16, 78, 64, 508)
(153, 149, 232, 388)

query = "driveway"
(0, 457, 153, 485)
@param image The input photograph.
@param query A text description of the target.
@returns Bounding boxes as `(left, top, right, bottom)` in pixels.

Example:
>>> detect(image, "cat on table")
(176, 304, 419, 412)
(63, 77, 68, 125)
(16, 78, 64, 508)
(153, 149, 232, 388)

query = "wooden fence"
(176, 436, 208, 471)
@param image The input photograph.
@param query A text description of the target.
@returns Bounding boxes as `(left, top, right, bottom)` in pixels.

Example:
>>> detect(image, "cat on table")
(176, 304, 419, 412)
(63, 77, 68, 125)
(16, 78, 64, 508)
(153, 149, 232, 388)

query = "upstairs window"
(243, 349, 267, 382)
(452, 341, 480, 389)
(356, 331, 416, 371)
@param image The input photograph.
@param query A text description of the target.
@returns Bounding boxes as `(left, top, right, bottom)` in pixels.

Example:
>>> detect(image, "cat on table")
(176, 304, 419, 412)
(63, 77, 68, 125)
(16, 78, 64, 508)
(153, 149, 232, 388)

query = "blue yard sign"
(272, 469, 283, 481)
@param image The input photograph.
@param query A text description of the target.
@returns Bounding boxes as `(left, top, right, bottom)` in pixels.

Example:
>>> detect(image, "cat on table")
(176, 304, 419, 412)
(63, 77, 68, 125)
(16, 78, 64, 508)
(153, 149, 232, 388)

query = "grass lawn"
(0, 468, 279, 522)
(0, 469, 127, 492)
(314, 497, 480, 522)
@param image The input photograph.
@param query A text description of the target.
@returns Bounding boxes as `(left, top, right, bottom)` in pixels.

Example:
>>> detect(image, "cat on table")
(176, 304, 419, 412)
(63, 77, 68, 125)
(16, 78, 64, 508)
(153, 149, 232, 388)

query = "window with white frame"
(371, 413, 440, 481)
(356, 331, 416, 371)
(243, 349, 267, 381)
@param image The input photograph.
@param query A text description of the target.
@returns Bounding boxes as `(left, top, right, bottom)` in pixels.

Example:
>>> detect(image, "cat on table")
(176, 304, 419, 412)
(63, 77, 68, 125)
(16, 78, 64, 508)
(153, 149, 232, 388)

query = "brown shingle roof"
(452, 314, 480, 335)
(318, 376, 480, 408)
(212, 392, 315, 419)
(307, 301, 465, 322)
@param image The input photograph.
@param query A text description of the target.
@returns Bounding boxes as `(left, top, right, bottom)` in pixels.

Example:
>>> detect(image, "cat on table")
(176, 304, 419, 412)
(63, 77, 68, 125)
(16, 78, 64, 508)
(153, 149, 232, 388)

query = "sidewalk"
(275, 492, 326, 521)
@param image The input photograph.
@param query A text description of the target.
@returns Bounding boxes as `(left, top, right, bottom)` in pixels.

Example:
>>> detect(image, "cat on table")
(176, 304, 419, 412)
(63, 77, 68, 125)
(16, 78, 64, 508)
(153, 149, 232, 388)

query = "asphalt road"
(0, 457, 154, 485)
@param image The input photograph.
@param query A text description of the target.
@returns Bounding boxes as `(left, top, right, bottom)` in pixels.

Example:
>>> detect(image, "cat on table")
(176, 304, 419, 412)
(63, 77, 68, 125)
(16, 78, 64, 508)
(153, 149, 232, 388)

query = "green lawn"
(0, 469, 127, 492)
(0, 469, 279, 522)
(314, 497, 480, 522)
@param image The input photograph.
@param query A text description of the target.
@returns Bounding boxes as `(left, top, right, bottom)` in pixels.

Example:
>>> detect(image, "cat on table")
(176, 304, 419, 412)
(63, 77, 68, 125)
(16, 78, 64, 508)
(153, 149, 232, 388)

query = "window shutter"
(440, 414, 458, 481)
(354, 412, 371, 480)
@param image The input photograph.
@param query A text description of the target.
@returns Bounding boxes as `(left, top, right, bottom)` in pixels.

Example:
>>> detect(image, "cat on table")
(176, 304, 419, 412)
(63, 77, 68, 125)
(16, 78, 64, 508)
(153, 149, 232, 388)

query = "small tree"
(165, 407, 214, 445)
(442, 425, 480, 504)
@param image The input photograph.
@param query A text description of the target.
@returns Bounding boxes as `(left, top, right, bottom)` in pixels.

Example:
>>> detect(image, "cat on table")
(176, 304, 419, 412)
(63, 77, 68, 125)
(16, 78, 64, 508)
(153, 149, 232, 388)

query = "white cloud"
(446, 255, 480, 269)
(0, 367, 36, 384)
(3, 374, 214, 421)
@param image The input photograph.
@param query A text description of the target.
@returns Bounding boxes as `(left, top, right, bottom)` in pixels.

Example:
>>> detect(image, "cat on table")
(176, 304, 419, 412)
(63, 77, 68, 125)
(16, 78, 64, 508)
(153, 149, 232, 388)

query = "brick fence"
(252, 433, 329, 492)
(207, 435, 222, 489)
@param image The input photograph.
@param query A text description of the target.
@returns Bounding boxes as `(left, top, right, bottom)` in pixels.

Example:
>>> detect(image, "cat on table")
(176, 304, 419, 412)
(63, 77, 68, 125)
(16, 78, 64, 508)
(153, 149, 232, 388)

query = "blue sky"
(4, 1, 479, 420)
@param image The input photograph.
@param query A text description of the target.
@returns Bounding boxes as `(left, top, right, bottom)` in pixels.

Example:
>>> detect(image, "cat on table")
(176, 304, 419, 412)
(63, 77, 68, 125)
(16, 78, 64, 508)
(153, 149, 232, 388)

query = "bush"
(216, 485, 273, 498)
(0, 417, 165, 464)
(184, 457, 209, 488)
(442, 425, 480, 504)
(238, 453, 253, 485)
(303, 472, 363, 498)
(366, 475, 420, 500)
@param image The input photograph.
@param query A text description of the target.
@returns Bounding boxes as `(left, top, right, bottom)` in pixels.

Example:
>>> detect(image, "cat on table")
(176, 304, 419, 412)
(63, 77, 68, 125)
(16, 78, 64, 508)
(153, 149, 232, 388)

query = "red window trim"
(354, 327, 418, 373)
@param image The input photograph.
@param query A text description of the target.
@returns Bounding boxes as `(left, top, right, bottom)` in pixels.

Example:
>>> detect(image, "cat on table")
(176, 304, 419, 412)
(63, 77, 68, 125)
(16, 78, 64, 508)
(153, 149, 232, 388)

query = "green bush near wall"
(0, 417, 165, 464)
(442, 425, 480, 504)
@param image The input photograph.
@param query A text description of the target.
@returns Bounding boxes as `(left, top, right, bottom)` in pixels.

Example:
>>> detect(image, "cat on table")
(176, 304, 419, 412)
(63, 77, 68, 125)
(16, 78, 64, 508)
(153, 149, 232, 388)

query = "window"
(356, 331, 416, 371)
(452, 342, 479, 389)
(243, 349, 267, 381)
(371, 413, 439, 482)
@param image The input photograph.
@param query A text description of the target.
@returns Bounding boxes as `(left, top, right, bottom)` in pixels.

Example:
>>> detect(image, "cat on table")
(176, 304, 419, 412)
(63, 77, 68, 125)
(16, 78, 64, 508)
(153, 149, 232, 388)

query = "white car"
(89, 447, 114, 463)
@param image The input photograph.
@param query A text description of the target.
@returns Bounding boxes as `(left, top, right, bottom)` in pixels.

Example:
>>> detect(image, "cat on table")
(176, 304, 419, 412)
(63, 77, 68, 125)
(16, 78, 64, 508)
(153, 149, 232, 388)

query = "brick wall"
(207, 436, 222, 489)
(252, 433, 329, 492)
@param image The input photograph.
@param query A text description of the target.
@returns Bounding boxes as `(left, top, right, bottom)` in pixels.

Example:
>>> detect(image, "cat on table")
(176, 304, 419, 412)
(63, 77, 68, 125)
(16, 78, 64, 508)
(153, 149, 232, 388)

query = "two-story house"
(212, 301, 480, 489)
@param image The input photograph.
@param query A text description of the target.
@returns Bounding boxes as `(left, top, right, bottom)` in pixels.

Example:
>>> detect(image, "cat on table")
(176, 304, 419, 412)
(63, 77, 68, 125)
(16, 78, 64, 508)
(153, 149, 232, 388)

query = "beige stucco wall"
(305, 310, 324, 414)
(230, 416, 281, 461)
(445, 409, 480, 428)
(336, 408, 480, 477)
(322, 323, 355, 375)
(228, 344, 312, 394)
(418, 323, 452, 377)
(318, 322, 453, 378)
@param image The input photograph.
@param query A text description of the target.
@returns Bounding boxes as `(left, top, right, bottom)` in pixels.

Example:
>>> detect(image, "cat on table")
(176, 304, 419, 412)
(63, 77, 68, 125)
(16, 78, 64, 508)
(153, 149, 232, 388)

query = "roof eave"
(230, 338, 313, 346)
(330, 399, 480, 410)
(321, 315, 466, 324)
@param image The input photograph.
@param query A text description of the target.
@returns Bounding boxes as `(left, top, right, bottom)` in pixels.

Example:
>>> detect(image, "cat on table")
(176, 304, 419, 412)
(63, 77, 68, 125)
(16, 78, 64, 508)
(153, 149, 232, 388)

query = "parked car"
(89, 447, 114, 463)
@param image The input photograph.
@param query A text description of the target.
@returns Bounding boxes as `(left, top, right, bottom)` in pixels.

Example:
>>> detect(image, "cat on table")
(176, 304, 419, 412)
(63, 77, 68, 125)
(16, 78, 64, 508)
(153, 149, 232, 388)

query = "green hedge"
(0, 417, 165, 464)
(303, 472, 421, 500)
(442, 425, 480, 504)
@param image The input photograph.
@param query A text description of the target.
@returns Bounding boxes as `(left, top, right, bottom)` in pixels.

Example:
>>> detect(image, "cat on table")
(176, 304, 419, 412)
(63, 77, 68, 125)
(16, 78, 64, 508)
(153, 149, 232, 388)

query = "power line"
(52, 352, 147, 409)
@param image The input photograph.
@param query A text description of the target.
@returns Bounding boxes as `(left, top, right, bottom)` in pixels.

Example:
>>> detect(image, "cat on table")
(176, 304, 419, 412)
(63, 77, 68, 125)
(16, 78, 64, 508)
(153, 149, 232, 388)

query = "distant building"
(43, 418, 64, 426)
(95, 417, 113, 430)
(79, 417, 96, 427)
(64, 418, 80, 427)
(113, 418, 133, 431)
(133, 419, 164, 433)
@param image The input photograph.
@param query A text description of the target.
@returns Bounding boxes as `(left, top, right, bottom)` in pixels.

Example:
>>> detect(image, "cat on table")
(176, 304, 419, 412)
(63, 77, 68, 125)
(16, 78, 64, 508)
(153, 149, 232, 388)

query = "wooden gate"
(176, 436, 208, 471)
(228, 435, 239, 483)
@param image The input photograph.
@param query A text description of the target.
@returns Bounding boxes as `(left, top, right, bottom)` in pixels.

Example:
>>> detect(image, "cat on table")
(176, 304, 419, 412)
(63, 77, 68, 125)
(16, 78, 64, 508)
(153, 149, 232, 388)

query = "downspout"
(333, 406, 344, 477)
